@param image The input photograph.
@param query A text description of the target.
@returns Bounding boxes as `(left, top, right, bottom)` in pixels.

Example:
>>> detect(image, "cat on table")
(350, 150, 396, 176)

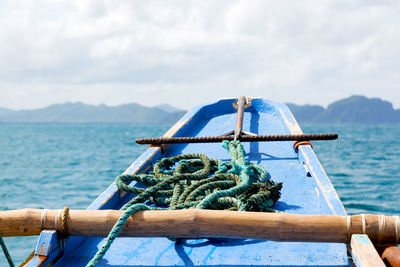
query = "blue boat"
(25, 97, 355, 266)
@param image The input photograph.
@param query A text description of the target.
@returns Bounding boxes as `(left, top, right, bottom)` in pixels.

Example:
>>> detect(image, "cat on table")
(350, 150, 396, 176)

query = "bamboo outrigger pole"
(1, 209, 399, 244)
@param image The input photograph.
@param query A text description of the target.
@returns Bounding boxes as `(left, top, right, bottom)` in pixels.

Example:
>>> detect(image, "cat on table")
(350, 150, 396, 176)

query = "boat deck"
(27, 98, 349, 266)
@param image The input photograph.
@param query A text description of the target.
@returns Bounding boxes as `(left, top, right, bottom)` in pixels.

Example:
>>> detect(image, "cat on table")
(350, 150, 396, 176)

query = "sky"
(0, 0, 399, 110)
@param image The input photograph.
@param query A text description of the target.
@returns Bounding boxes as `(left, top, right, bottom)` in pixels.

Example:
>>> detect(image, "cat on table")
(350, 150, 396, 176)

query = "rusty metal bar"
(136, 133, 338, 145)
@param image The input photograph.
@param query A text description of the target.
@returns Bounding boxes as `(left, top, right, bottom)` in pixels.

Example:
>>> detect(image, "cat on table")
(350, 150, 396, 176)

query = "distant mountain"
(0, 108, 13, 122)
(154, 104, 184, 113)
(284, 104, 325, 123)
(1, 96, 397, 124)
(287, 95, 400, 124)
(0, 102, 186, 124)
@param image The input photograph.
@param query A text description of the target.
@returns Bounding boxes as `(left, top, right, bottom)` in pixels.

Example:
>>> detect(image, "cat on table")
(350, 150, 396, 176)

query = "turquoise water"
(0, 123, 399, 266)
(304, 124, 400, 215)
(0, 123, 169, 266)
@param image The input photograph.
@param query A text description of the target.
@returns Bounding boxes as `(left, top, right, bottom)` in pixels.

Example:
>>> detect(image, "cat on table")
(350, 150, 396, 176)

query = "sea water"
(0, 123, 399, 266)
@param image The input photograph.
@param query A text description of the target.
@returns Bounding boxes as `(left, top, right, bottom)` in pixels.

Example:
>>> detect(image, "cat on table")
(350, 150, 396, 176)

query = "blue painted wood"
(25, 231, 62, 266)
(351, 234, 384, 267)
(31, 98, 351, 266)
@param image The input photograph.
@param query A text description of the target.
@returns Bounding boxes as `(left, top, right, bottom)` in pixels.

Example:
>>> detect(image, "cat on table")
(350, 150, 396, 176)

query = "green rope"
(86, 141, 282, 267)
(0, 233, 15, 267)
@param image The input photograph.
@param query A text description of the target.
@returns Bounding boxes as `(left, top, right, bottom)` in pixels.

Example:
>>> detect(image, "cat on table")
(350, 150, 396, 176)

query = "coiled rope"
(86, 140, 282, 267)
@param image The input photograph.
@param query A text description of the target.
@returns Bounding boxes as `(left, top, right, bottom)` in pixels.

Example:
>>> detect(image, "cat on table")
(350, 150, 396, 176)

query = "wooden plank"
(351, 234, 385, 267)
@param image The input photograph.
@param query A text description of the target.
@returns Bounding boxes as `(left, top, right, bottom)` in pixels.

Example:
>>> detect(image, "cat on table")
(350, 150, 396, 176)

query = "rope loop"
(61, 206, 70, 239)
(55, 206, 70, 239)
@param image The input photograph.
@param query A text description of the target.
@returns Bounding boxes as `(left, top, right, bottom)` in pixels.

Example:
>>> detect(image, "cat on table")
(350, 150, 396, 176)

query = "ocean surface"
(0, 123, 399, 266)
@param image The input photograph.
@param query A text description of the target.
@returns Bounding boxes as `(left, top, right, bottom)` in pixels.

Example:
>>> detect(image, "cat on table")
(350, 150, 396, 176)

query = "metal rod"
(136, 133, 338, 145)
(234, 96, 246, 141)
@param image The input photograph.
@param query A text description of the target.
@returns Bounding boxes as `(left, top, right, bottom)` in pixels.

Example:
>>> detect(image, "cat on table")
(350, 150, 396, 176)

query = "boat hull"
(26, 98, 349, 266)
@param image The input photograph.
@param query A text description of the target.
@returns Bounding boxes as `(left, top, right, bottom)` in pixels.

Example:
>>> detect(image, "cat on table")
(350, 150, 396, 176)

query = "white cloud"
(0, 0, 399, 109)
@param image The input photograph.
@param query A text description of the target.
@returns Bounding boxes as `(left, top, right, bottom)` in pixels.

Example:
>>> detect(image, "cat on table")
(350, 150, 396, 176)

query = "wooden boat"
(16, 97, 389, 266)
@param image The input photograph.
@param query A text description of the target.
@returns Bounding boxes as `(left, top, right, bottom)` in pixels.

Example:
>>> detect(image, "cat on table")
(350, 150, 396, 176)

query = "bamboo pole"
(0, 209, 399, 244)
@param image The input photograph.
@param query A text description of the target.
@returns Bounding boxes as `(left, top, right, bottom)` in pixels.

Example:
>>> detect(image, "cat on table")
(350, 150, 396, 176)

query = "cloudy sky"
(0, 0, 399, 110)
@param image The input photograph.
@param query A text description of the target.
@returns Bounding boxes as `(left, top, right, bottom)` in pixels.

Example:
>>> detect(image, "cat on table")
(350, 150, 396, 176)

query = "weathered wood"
(350, 234, 385, 267)
(381, 246, 400, 267)
(1, 209, 399, 244)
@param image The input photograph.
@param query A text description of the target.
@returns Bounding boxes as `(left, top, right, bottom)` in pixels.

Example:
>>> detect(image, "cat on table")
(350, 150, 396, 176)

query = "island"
(0, 102, 185, 124)
(286, 95, 400, 124)
(0, 95, 398, 124)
